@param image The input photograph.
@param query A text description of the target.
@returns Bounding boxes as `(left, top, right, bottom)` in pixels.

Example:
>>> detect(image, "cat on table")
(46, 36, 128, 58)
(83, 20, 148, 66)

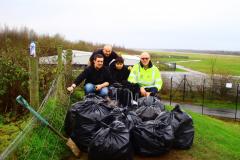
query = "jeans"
(84, 83, 109, 96)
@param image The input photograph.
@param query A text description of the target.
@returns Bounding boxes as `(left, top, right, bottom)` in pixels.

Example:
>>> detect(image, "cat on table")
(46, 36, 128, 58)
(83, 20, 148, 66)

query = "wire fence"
(160, 74, 240, 120)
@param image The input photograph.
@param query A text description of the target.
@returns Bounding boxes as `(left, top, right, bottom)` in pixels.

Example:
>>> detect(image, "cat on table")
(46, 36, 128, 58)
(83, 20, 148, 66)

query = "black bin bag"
(135, 96, 165, 121)
(137, 96, 165, 111)
(88, 120, 132, 160)
(171, 105, 194, 149)
(132, 120, 174, 156)
(64, 94, 111, 151)
(156, 105, 194, 149)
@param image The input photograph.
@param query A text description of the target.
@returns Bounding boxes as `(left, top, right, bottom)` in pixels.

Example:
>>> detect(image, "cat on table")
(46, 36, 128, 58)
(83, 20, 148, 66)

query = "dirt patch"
(62, 150, 195, 160)
(134, 150, 195, 160)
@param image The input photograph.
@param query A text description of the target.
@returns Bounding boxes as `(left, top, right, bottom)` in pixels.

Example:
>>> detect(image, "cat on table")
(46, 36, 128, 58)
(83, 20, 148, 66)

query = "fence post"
(235, 84, 239, 120)
(202, 79, 205, 115)
(170, 76, 173, 105)
(65, 49, 73, 86)
(56, 45, 64, 100)
(29, 52, 39, 109)
(183, 74, 186, 102)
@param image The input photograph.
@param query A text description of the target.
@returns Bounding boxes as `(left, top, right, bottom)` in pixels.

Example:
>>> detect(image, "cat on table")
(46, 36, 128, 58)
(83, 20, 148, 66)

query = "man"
(109, 56, 130, 84)
(128, 52, 163, 97)
(89, 44, 119, 66)
(67, 54, 111, 96)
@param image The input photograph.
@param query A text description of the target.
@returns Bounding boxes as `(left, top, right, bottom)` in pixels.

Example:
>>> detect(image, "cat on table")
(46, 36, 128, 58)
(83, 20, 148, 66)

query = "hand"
(67, 86, 74, 93)
(128, 66, 132, 71)
(95, 85, 102, 91)
(146, 92, 151, 97)
(140, 87, 147, 96)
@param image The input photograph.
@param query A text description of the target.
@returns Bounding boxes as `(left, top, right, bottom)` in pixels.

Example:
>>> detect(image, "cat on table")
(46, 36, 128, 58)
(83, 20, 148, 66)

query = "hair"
(103, 44, 112, 51)
(140, 52, 151, 59)
(90, 54, 103, 66)
(93, 53, 104, 60)
(115, 56, 124, 63)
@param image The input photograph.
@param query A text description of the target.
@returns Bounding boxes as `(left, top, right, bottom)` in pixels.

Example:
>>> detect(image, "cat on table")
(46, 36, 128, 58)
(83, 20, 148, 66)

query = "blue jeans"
(84, 83, 109, 96)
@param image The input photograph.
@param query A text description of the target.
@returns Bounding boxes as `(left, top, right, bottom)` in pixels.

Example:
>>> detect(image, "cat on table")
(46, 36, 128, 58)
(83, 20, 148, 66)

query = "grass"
(11, 97, 71, 160)
(163, 106, 240, 160)
(5, 90, 240, 160)
(15, 100, 240, 160)
(0, 117, 28, 153)
(188, 111, 240, 160)
(150, 51, 240, 76)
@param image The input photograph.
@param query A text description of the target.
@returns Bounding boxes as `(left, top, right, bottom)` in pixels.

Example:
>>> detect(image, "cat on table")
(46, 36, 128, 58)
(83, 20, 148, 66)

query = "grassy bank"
(8, 95, 240, 160)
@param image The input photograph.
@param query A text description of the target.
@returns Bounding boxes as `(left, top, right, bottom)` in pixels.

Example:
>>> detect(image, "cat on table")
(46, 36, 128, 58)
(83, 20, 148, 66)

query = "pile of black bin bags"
(64, 94, 194, 160)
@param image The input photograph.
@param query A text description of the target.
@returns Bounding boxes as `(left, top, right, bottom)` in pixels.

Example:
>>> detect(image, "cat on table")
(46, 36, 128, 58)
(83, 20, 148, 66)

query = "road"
(161, 100, 240, 120)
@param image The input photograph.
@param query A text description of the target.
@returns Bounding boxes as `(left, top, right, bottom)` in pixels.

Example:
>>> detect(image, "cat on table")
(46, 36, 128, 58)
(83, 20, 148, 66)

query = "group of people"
(67, 45, 163, 98)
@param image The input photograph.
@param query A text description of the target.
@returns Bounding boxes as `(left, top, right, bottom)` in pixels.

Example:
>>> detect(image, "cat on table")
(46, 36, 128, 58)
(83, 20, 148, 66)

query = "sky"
(1, 0, 240, 51)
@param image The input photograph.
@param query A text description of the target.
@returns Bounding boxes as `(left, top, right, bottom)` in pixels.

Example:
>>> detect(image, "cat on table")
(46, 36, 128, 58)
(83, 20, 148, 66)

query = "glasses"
(141, 57, 149, 60)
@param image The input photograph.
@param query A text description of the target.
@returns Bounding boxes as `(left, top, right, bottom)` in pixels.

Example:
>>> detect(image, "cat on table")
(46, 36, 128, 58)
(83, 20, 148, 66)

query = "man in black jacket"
(67, 54, 111, 96)
(89, 45, 119, 67)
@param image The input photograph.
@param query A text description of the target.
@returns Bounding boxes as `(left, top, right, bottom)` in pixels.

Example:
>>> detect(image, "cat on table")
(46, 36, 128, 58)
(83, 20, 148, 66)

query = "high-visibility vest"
(128, 63, 163, 91)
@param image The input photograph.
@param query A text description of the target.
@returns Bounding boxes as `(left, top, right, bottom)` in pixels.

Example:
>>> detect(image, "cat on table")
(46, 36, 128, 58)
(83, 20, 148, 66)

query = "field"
(150, 51, 240, 76)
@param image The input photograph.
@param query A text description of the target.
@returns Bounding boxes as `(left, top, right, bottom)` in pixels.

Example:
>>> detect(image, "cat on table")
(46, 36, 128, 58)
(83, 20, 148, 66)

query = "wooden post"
(65, 49, 73, 86)
(56, 45, 65, 101)
(29, 56, 39, 109)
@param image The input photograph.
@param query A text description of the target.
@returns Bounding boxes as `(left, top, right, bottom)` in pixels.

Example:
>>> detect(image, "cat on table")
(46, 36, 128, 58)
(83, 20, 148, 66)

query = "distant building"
(39, 50, 140, 66)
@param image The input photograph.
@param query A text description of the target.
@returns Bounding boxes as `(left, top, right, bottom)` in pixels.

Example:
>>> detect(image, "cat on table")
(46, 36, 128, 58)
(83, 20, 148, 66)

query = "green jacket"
(128, 61, 163, 91)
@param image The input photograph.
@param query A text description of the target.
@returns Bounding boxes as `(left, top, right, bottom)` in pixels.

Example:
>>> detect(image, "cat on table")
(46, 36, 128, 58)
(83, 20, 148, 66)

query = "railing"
(161, 74, 240, 120)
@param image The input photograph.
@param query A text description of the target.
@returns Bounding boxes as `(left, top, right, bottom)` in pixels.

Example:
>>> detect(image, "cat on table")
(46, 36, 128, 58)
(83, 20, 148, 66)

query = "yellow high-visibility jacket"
(128, 62, 163, 91)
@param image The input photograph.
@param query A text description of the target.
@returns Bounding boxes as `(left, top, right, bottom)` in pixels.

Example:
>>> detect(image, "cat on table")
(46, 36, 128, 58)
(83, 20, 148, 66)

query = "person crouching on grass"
(67, 54, 111, 97)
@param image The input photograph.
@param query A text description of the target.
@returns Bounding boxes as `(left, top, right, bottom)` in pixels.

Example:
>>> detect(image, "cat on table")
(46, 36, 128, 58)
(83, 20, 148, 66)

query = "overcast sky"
(1, 0, 240, 51)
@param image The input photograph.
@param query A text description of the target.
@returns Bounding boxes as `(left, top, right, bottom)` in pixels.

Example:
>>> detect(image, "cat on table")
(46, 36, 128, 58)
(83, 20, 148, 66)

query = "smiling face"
(94, 57, 104, 69)
(140, 52, 150, 67)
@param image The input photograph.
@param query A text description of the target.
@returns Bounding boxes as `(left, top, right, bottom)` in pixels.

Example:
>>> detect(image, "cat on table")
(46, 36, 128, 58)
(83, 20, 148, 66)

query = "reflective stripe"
(152, 69, 155, 83)
(155, 79, 162, 82)
(145, 85, 158, 88)
(128, 74, 136, 78)
(138, 80, 155, 85)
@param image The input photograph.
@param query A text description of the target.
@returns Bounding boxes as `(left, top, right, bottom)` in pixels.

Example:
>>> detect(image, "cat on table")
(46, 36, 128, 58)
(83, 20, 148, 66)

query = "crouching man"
(128, 52, 163, 97)
(67, 54, 111, 97)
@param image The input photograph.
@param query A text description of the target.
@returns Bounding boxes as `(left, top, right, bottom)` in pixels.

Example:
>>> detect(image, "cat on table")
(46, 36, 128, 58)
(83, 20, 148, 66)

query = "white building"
(39, 50, 140, 66)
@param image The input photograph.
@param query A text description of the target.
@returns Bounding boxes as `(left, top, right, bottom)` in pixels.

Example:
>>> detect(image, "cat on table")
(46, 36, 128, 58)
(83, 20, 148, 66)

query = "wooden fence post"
(29, 54, 39, 109)
(56, 45, 64, 100)
(65, 49, 73, 86)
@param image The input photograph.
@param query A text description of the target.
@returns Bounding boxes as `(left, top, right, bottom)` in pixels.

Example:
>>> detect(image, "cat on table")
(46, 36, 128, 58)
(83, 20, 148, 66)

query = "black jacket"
(90, 49, 119, 66)
(74, 66, 111, 86)
(109, 62, 130, 84)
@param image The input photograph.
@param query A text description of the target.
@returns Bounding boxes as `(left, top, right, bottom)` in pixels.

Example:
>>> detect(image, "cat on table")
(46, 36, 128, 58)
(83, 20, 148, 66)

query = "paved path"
(176, 64, 206, 75)
(161, 100, 240, 120)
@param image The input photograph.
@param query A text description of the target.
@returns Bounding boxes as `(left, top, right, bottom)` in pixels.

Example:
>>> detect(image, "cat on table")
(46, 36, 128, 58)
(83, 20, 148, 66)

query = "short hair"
(115, 56, 124, 64)
(103, 44, 112, 51)
(140, 52, 151, 59)
(93, 54, 103, 60)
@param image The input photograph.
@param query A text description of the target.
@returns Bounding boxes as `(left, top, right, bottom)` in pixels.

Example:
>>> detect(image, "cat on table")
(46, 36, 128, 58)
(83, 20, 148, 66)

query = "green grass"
(0, 118, 28, 153)
(189, 112, 240, 160)
(6, 92, 240, 160)
(15, 102, 240, 160)
(12, 97, 71, 160)
(150, 51, 240, 76)
(164, 106, 240, 160)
